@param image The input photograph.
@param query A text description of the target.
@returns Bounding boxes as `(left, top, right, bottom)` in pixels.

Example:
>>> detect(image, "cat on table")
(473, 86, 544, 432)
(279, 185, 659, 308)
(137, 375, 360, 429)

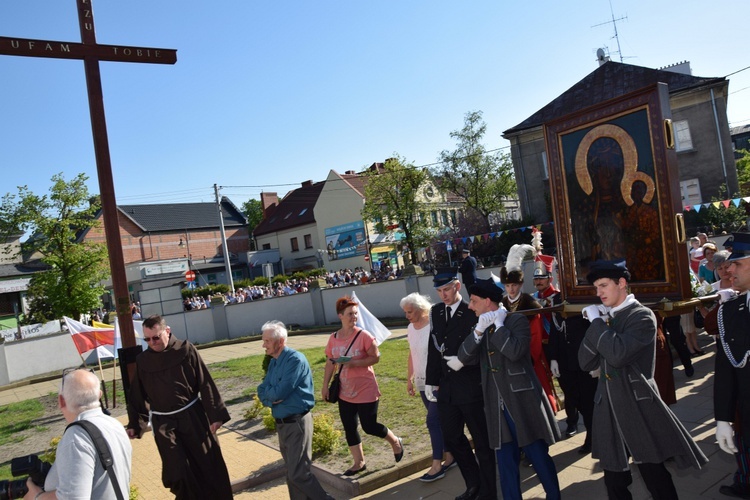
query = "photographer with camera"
(23, 369, 132, 500)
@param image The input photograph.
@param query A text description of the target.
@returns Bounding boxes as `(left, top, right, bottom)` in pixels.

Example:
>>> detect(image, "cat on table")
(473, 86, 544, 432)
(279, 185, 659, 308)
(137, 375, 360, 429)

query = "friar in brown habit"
(126, 315, 232, 499)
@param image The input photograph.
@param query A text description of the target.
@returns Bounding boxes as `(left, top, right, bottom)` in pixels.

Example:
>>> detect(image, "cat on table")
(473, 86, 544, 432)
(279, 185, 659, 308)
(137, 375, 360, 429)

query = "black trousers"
(558, 369, 597, 445)
(438, 400, 496, 499)
(338, 399, 388, 446)
(603, 462, 678, 500)
(662, 315, 693, 370)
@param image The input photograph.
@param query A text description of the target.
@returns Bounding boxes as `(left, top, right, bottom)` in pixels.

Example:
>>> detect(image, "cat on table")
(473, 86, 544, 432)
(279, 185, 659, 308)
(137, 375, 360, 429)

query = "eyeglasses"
(144, 333, 163, 343)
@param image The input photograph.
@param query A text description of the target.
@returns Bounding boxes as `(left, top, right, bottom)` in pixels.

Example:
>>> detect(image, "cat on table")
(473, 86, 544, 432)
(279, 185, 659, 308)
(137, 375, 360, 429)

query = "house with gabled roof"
(503, 60, 738, 222)
(82, 197, 248, 299)
(253, 179, 327, 273)
(254, 162, 471, 273)
(0, 232, 48, 322)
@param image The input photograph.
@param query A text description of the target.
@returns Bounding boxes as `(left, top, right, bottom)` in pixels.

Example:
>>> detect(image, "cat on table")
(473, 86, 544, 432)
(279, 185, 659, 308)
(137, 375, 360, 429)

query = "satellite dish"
(596, 48, 605, 61)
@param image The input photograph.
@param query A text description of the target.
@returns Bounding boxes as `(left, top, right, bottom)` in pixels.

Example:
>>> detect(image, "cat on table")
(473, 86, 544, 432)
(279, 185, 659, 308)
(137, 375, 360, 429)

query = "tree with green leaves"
(434, 110, 517, 231)
(736, 148, 750, 196)
(241, 198, 264, 250)
(0, 173, 110, 323)
(242, 198, 264, 232)
(361, 156, 431, 264)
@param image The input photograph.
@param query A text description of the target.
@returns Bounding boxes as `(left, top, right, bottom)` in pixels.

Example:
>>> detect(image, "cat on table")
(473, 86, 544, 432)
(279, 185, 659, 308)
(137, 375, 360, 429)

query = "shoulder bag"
(327, 329, 362, 403)
(65, 420, 125, 500)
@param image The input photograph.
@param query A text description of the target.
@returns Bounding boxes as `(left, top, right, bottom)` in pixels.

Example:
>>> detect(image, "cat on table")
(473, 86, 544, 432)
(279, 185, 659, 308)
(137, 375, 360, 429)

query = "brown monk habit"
(126, 335, 233, 500)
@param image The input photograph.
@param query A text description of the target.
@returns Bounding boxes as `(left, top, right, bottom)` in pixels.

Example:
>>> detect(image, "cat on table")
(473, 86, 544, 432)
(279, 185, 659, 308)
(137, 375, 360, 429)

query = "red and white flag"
(64, 316, 115, 355)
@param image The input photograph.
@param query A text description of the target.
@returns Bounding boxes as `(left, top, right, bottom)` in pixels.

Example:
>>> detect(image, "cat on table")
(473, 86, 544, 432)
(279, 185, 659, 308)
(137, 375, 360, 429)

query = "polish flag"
(64, 316, 115, 355)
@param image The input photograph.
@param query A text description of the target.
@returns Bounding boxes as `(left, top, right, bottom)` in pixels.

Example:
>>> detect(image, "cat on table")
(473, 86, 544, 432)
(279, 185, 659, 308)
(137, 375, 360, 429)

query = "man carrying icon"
(579, 260, 707, 499)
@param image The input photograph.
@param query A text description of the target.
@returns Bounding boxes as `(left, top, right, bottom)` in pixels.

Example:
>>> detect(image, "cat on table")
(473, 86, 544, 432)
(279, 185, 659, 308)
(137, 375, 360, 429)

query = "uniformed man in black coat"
(459, 249, 478, 287)
(715, 233, 750, 499)
(425, 268, 496, 500)
(547, 288, 598, 454)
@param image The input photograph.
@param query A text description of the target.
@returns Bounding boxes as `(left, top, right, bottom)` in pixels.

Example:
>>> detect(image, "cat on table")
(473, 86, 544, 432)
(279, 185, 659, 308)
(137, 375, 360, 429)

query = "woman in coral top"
(322, 296, 404, 476)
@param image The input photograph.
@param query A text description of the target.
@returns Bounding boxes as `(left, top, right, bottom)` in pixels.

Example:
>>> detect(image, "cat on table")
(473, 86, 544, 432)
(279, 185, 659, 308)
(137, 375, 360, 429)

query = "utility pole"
(214, 184, 235, 292)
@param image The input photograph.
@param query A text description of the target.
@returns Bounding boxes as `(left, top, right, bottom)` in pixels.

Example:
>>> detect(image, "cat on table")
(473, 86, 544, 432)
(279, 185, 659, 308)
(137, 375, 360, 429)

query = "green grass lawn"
(0, 337, 424, 480)
(212, 338, 426, 465)
(0, 399, 44, 447)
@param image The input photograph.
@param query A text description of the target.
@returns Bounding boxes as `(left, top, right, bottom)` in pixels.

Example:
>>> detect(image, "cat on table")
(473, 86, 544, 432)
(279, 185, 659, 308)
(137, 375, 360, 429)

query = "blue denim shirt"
(257, 346, 315, 419)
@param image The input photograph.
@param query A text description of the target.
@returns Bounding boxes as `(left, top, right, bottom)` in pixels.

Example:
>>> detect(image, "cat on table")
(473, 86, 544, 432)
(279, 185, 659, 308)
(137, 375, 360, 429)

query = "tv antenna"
(592, 0, 628, 62)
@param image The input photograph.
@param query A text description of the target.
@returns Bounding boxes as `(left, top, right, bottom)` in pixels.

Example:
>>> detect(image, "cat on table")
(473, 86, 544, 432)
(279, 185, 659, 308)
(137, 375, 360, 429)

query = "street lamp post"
(178, 231, 195, 287)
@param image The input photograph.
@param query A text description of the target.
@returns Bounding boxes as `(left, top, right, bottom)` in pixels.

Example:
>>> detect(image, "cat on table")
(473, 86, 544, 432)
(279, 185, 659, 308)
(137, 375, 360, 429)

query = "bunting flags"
(682, 197, 750, 212)
(438, 222, 555, 249)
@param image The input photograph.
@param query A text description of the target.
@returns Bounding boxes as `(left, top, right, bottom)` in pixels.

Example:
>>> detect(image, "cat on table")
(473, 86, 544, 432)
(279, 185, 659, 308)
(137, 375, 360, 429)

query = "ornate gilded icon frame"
(544, 83, 691, 303)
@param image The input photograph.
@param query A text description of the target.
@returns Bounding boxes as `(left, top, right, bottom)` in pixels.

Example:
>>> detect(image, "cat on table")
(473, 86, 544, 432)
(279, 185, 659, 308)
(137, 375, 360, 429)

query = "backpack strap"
(65, 420, 125, 500)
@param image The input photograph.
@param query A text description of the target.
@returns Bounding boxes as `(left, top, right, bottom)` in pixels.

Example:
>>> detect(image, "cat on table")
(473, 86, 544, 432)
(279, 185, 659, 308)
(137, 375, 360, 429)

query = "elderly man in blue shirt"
(257, 321, 333, 500)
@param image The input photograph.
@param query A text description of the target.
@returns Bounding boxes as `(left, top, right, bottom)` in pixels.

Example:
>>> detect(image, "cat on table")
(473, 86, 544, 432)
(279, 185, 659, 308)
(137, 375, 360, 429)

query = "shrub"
(311, 413, 341, 457)
(262, 408, 276, 433)
(271, 274, 287, 285)
(40, 436, 61, 463)
(252, 276, 270, 286)
(234, 278, 253, 289)
(308, 268, 327, 278)
(243, 394, 265, 420)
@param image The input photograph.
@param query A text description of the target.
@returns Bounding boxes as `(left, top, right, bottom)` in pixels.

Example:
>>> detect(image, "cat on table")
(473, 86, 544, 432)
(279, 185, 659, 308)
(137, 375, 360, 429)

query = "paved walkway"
(1, 329, 740, 499)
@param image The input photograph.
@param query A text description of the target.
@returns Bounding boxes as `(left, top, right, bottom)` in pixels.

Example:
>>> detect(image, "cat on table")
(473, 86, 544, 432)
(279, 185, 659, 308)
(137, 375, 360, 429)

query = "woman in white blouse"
(401, 292, 455, 483)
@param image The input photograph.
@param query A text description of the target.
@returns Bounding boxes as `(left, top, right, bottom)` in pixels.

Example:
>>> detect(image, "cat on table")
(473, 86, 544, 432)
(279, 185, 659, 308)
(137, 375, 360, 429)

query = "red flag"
(64, 316, 115, 355)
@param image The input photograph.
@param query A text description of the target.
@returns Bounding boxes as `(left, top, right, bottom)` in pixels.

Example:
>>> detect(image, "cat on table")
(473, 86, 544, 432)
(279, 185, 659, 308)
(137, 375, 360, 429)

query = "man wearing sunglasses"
(24, 369, 132, 500)
(126, 315, 232, 499)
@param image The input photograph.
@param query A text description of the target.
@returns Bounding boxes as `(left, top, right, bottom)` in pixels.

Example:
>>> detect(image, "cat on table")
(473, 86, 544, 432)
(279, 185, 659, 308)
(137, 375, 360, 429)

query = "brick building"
(82, 198, 248, 301)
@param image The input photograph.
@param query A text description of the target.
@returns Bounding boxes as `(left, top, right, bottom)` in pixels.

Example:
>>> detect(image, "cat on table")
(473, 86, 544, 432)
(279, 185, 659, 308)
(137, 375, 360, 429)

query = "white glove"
(475, 310, 497, 333)
(589, 368, 601, 378)
(718, 289, 738, 304)
(445, 355, 464, 371)
(495, 307, 507, 327)
(583, 305, 604, 322)
(716, 421, 738, 454)
(550, 360, 560, 378)
(424, 385, 438, 402)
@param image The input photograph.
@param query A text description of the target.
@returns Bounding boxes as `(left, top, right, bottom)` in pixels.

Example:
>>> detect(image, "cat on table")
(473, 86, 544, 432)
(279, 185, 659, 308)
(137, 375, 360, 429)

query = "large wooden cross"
(0, 0, 177, 354)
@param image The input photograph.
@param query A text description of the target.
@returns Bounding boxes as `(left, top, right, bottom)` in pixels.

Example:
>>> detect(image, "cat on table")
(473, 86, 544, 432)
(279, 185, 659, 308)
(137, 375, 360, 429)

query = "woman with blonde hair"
(322, 296, 403, 476)
(401, 292, 455, 482)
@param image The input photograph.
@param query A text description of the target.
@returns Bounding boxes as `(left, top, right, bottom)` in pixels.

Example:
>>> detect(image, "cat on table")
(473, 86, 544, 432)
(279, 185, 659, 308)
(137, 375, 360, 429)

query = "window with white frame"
(674, 120, 693, 152)
(680, 178, 702, 206)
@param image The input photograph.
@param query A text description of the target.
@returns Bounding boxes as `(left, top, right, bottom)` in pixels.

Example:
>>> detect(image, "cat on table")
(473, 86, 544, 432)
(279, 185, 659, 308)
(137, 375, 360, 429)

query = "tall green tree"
(737, 148, 750, 196)
(434, 110, 517, 231)
(241, 198, 264, 250)
(0, 173, 109, 323)
(241, 198, 264, 232)
(362, 156, 431, 264)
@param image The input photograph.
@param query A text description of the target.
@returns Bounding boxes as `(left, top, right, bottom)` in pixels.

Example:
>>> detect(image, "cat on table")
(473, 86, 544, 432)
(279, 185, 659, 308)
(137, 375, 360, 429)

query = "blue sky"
(1, 0, 748, 211)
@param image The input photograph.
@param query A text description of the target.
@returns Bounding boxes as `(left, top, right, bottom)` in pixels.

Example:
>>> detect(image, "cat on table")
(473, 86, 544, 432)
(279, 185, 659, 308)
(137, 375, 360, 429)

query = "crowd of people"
(48, 230, 750, 500)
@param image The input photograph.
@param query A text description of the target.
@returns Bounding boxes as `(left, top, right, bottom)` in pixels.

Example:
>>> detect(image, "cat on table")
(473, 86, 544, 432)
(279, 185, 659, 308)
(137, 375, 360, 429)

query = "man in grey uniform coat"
(453, 276, 560, 500)
(579, 260, 707, 500)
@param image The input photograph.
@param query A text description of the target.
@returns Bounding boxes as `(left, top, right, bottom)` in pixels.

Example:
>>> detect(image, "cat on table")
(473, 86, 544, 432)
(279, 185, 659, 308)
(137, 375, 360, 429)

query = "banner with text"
(324, 221, 367, 261)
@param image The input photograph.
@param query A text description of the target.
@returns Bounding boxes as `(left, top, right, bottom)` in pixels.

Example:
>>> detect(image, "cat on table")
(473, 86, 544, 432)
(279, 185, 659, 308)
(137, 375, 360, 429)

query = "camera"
(0, 454, 52, 500)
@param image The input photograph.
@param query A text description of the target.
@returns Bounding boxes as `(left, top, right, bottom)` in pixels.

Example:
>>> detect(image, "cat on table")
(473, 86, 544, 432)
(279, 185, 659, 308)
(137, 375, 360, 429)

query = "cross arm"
(0, 36, 177, 64)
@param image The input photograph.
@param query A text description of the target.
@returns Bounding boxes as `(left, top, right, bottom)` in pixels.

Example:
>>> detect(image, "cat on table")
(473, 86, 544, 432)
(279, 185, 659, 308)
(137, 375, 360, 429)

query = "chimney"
(260, 192, 279, 219)
(301, 180, 313, 187)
